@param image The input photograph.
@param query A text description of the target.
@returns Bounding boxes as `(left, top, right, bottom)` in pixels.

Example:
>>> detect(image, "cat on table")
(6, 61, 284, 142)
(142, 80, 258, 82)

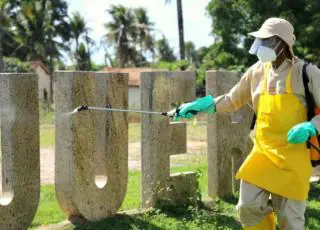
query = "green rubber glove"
(287, 121, 318, 144)
(177, 95, 216, 119)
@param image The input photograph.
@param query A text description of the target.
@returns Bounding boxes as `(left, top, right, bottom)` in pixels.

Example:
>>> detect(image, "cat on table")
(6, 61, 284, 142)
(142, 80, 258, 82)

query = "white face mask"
(256, 41, 283, 62)
(257, 46, 277, 62)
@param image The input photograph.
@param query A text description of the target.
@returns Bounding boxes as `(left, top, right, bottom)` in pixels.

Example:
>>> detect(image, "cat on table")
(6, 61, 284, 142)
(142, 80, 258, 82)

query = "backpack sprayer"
(308, 140, 320, 155)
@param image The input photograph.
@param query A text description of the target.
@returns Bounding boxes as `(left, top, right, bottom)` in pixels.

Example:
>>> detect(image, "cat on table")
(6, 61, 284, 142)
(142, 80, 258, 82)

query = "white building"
(30, 61, 51, 101)
(102, 67, 153, 109)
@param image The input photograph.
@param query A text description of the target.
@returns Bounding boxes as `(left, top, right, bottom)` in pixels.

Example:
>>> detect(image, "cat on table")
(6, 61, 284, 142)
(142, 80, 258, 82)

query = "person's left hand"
(287, 121, 318, 144)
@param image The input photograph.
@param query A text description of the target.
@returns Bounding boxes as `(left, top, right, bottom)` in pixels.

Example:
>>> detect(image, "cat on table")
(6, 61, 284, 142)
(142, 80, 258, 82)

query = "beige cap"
(249, 18, 295, 56)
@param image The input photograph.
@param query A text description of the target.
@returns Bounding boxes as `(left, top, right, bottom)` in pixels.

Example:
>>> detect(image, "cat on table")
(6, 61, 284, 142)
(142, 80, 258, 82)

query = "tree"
(165, 0, 185, 60)
(206, 0, 320, 69)
(196, 46, 209, 67)
(12, 0, 71, 63)
(0, 1, 8, 72)
(70, 12, 85, 53)
(10, 0, 71, 101)
(70, 11, 93, 70)
(0, 0, 20, 72)
(156, 36, 176, 62)
(3, 57, 33, 73)
(105, 5, 156, 67)
(76, 42, 90, 70)
(105, 5, 137, 67)
(134, 7, 155, 59)
(184, 41, 197, 64)
(84, 30, 95, 70)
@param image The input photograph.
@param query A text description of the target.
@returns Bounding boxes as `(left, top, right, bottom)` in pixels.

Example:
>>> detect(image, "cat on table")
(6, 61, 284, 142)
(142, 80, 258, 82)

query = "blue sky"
(65, 0, 213, 65)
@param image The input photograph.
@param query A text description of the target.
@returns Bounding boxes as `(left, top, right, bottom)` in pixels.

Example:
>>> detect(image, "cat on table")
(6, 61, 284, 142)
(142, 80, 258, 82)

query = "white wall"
(128, 87, 140, 109)
(35, 66, 50, 100)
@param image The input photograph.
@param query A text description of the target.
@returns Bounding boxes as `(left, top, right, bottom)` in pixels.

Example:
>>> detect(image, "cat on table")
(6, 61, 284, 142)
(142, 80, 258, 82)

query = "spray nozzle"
(77, 105, 88, 112)
(70, 105, 89, 114)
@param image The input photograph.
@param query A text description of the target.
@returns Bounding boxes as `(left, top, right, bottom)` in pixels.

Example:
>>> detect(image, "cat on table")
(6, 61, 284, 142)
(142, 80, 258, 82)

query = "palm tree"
(70, 12, 85, 53)
(184, 41, 196, 64)
(76, 42, 90, 70)
(84, 30, 95, 70)
(105, 5, 137, 67)
(0, 1, 8, 72)
(156, 36, 176, 62)
(105, 5, 157, 67)
(0, 0, 19, 72)
(70, 11, 94, 70)
(134, 7, 155, 58)
(13, 1, 71, 62)
(165, 0, 185, 60)
(10, 0, 71, 101)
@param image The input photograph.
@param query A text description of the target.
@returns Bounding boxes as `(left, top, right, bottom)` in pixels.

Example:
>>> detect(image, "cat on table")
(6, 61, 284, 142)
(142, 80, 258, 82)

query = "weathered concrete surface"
(0, 73, 39, 229)
(55, 71, 128, 220)
(165, 172, 198, 204)
(206, 70, 254, 198)
(141, 71, 197, 208)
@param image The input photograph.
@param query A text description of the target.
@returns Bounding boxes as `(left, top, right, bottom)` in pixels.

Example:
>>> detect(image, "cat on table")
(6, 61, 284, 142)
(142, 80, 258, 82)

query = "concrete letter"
(55, 72, 128, 220)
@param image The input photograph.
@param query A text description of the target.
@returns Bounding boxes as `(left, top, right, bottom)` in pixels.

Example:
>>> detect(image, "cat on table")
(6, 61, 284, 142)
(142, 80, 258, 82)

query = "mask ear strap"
(274, 40, 285, 58)
(276, 48, 284, 58)
(274, 40, 282, 50)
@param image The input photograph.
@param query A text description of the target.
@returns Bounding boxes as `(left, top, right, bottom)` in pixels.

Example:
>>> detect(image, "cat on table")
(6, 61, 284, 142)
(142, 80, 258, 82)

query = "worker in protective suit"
(176, 18, 320, 229)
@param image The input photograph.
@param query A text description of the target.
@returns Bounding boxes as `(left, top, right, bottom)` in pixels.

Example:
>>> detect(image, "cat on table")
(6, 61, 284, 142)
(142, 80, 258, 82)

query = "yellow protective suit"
(236, 62, 312, 229)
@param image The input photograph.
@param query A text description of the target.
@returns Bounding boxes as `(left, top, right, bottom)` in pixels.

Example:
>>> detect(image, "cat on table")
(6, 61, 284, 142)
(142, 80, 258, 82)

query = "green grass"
(129, 123, 141, 142)
(30, 168, 320, 229)
(119, 170, 141, 211)
(40, 125, 55, 148)
(39, 104, 55, 125)
(129, 122, 207, 142)
(305, 183, 320, 229)
(187, 123, 207, 141)
(30, 185, 65, 228)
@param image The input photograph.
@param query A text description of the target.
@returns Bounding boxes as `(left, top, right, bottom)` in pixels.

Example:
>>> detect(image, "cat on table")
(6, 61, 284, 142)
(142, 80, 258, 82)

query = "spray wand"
(71, 105, 181, 118)
(70, 105, 201, 125)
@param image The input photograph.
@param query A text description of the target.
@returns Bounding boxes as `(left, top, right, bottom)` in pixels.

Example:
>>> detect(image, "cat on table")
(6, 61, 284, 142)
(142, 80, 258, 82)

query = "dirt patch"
(40, 141, 320, 184)
(41, 148, 55, 184)
(40, 140, 207, 184)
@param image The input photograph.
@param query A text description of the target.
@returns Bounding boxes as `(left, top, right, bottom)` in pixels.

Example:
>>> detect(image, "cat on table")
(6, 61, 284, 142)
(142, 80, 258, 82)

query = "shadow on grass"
(72, 214, 162, 230)
(152, 199, 242, 230)
(305, 182, 320, 228)
(308, 182, 320, 201)
(70, 199, 242, 230)
(220, 195, 239, 205)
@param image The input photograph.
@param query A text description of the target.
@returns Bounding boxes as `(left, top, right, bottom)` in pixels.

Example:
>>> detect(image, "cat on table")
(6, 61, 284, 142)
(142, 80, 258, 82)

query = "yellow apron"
(236, 62, 312, 201)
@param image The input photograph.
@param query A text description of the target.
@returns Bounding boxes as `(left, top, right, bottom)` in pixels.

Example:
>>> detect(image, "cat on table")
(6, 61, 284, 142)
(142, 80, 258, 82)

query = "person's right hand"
(177, 95, 216, 119)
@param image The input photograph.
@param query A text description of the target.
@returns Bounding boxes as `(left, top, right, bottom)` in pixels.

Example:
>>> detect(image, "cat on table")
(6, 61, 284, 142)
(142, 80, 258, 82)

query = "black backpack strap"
(302, 63, 315, 121)
(250, 114, 256, 130)
(302, 63, 320, 165)
(302, 63, 313, 150)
